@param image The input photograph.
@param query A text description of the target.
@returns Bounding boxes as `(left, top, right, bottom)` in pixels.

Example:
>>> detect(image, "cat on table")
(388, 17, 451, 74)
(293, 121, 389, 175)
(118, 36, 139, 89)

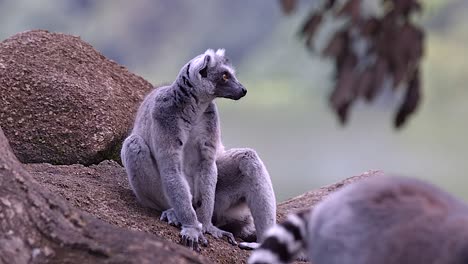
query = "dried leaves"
(280, 0, 424, 128)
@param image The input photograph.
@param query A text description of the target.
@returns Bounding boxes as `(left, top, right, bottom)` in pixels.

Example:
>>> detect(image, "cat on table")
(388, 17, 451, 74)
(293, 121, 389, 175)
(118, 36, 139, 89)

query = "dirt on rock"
(0, 127, 210, 264)
(26, 161, 379, 263)
(26, 161, 249, 264)
(0, 30, 153, 165)
(277, 170, 383, 222)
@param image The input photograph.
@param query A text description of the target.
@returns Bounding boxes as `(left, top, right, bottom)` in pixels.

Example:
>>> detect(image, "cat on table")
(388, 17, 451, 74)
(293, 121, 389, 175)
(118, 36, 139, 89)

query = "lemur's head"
(187, 49, 247, 100)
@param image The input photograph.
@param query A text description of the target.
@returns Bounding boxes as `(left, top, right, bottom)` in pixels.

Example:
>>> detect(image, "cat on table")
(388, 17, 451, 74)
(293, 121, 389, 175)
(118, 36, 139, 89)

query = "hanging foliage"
(280, 0, 424, 128)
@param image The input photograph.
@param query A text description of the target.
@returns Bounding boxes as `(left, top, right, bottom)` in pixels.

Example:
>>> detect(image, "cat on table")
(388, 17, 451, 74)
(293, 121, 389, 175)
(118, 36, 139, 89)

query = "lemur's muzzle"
(231, 83, 247, 100)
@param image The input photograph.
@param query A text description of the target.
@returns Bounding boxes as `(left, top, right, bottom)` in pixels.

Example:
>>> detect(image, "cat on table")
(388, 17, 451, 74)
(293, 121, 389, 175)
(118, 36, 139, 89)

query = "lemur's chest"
(182, 120, 212, 180)
(182, 138, 202, 176)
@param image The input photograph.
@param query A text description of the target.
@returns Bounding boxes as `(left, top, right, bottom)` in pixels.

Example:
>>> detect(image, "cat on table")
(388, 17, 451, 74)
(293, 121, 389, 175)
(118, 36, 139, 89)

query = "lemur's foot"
(160, 208, 181, 227)
(239, 242, 259, 250)
(180, 225, 208, 252)
(203, 224, 237, 246)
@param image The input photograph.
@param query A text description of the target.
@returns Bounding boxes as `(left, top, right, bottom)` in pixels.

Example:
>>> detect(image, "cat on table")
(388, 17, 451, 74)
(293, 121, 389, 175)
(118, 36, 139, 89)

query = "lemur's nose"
(241, 88, 247, 96)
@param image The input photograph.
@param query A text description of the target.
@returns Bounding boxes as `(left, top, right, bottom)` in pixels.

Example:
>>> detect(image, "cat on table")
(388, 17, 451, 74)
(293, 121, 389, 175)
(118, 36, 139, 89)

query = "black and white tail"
(248, 210, 310, 264)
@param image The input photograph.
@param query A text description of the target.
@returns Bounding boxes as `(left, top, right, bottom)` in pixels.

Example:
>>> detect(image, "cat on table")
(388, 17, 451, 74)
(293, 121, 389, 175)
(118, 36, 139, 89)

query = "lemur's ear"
(199, 55, 210, 78)
(216, 49, 225, 57)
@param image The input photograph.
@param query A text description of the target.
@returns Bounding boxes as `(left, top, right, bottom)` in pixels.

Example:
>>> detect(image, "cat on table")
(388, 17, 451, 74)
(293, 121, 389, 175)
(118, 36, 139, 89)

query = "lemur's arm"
(156, 147, 199, 228)
(195, 104, 219, 227)
(195, 103, 237, 244)
(152, 119, 201, 230)
(194, 158, 217, 226)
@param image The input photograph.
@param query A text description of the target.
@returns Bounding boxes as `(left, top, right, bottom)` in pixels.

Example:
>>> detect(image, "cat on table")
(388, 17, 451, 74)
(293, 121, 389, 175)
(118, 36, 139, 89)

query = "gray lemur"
(249, 175, 468, 264)
(121, 49, 276, 252)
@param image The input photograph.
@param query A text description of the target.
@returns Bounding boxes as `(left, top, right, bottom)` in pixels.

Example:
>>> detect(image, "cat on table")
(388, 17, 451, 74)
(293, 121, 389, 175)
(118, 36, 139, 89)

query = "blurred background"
(1, 0, 466, 202)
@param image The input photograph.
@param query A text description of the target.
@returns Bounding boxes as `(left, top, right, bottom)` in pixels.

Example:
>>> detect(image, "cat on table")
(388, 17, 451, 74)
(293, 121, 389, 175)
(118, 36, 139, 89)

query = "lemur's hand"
(203, 223, 237, 246)
(160, 208, 181, 227)
(180, 224, 208, 252)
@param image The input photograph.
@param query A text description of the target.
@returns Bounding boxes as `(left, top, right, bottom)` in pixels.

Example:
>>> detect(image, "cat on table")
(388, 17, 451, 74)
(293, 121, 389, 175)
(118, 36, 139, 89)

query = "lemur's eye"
(222, 73, 229, 82)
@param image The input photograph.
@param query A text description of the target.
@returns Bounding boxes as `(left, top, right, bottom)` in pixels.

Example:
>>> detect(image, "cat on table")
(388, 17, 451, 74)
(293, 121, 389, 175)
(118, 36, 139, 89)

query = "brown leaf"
(325, 0, 337, 9)
(330, 54, 358, 124)
(365, 58, 387, 101)
(391, 0, 422, 17)
(330, 73, 353, 110)
(356, 69, 374, 98)
(299, 14, 323, 41)
(388, 23, 424, 87)
(323, 31, 348, 58)
(395, 69, 421, 128)
(337, 0, 361, 22)
(337, 101, 352, 124)
(279, 0, 297, 14)
(360, 18, 381, 36)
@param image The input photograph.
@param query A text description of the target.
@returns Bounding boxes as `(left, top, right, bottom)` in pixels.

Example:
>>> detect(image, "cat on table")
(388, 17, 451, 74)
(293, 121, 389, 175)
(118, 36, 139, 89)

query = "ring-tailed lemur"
(121, 49, 276, 252)
(249, 175, 468, 264)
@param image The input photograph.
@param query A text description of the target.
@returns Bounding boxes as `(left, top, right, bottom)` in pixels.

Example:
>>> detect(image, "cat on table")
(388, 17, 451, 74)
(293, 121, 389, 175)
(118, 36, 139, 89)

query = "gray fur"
(121, 49, 276, 251)
(249, 175, 468, 264)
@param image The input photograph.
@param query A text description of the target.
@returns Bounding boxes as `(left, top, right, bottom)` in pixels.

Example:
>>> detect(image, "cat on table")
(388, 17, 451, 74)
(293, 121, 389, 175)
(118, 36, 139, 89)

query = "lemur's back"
(249, 176, 468, 264)
(309, 176, 468, 264)
(130, 85, 171, 136)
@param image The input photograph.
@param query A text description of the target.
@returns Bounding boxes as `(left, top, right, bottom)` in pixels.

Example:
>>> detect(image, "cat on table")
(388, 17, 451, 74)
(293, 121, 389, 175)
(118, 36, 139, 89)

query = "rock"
(0, 30, 153, 165)
(26, 160, 378, 263)
(27, 160, 247, 264)
(0, 126, 211, 264)
(277, 170, 383, 222)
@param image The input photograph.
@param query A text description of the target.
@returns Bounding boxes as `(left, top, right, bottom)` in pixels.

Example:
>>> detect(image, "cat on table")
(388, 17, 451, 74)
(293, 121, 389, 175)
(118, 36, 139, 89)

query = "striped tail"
(248, 210, 310, 264)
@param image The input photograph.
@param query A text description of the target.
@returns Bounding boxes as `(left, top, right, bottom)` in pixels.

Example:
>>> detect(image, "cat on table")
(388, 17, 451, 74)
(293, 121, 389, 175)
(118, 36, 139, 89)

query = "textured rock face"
(27, 160, 377, 263)
(0, 30, 153, 165)
(276, 170, 383, 222)
(0, 127, 211, 264)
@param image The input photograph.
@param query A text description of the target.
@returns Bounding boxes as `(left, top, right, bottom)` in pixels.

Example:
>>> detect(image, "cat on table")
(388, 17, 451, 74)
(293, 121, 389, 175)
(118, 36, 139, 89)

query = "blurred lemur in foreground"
(121, 49, 276, 252)
(249, 175, 468, 264)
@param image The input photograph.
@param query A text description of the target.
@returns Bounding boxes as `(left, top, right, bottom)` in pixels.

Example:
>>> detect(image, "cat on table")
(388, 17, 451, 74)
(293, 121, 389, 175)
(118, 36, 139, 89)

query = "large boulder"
(0, 30, 152, 165)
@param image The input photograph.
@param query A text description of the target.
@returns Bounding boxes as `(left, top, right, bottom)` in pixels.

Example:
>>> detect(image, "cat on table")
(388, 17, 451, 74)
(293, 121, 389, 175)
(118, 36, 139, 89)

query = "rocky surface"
(0, 127, 210, 264)
(26, 161, 379, 263)
(0, 30, 153, 165)
(277, 170, 383, 222)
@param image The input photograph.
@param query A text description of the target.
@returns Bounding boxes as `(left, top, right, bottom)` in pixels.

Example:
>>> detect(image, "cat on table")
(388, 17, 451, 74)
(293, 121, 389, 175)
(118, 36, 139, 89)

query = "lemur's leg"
(121, 134, 168, 211)
(214, 148, 276, 248)
(122, 134, 184, 227)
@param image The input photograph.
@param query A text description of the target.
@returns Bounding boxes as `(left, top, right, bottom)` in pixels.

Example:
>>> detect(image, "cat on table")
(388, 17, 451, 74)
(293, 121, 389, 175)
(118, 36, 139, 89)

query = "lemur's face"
(192, 49, 247, 100)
